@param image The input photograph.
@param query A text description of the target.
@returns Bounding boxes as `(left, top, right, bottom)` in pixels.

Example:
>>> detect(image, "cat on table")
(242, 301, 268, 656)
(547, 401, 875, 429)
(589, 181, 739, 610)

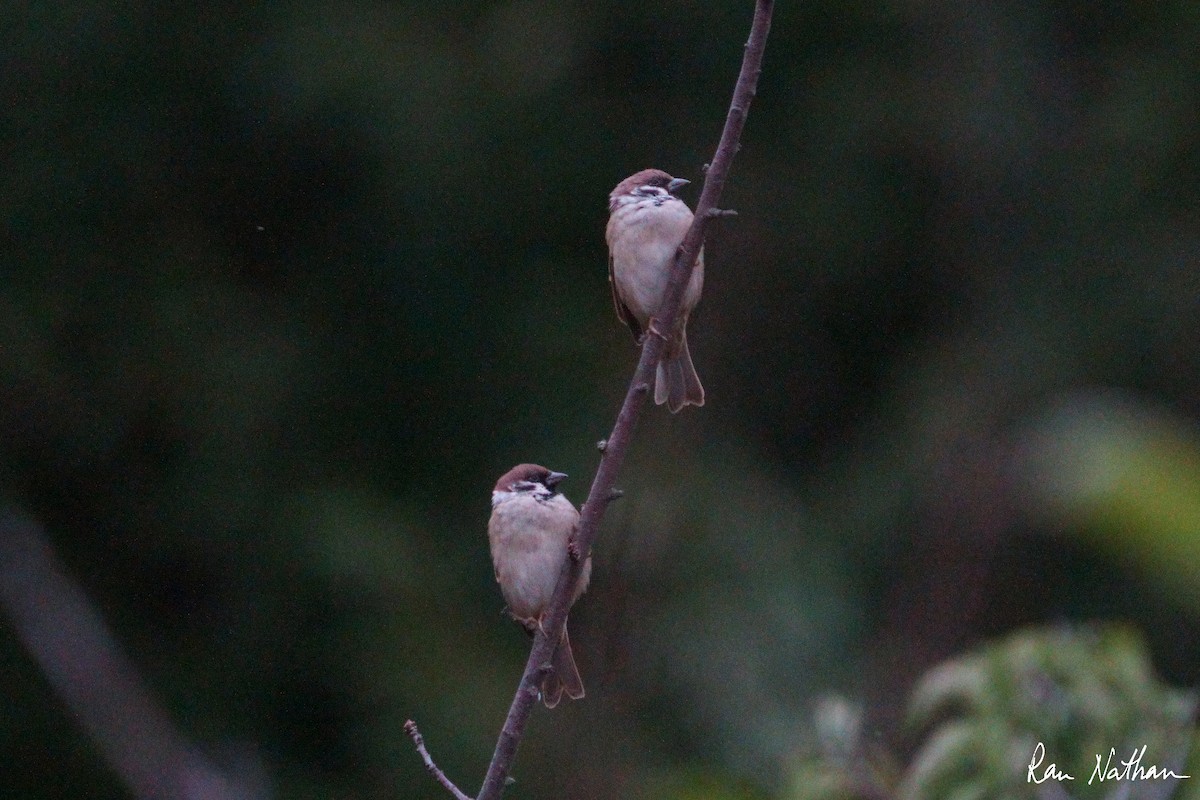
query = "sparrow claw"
(647, 317, 670, 342)
(568, 539, 583, 562)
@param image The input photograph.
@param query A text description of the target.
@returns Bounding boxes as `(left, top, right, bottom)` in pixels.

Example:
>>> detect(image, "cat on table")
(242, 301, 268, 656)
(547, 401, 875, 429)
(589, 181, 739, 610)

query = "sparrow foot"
(568, 538, 583, 562)
(647, 317, 670, 341)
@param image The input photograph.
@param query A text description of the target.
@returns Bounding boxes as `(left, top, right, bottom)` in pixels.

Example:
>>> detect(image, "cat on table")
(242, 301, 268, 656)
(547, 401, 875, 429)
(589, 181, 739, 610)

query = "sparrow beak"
(667, 177, 690, 194)
(545, 471, 568, 489)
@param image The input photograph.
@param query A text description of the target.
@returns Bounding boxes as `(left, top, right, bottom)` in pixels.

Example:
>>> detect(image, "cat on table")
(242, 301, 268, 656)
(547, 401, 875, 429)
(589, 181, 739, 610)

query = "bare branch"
(472, 3, 774, 799)
(404, 721, 473, 800)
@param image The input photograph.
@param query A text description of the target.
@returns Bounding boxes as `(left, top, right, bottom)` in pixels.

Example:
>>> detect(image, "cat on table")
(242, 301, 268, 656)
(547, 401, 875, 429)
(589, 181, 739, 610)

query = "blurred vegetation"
(788, 625, 1197, 800)
(2, 1, 1199, 799)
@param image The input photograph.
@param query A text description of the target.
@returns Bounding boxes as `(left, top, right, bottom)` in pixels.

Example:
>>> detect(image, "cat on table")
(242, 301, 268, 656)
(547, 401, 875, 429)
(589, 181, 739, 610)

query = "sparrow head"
(492, 463, 568, 505)
(609, 169, 691, 211)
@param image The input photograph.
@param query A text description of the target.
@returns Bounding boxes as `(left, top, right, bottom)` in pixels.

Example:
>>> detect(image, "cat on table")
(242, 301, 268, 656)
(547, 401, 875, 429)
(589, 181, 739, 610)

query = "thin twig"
(471, 3, 774, 799)
(404, 721, 473, 800)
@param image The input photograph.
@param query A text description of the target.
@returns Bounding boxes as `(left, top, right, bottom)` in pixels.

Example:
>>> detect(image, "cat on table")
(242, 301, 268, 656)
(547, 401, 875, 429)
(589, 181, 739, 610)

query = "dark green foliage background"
(3, 2, 1198, 798)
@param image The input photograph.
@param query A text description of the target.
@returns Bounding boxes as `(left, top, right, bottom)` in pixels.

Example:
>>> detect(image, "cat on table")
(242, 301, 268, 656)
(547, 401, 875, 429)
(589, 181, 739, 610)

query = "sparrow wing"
(608, 253, 643, 341)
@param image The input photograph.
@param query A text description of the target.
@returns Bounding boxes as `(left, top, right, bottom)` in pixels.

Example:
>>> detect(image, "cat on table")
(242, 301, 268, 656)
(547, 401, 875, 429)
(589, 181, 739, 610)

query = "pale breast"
(607, 198, 704, 323)
(488, 494, 580, 621)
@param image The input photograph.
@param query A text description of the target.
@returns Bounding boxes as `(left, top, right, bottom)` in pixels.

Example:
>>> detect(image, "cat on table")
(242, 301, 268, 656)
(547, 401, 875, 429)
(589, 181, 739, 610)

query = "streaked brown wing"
(609, 253, 643, 341)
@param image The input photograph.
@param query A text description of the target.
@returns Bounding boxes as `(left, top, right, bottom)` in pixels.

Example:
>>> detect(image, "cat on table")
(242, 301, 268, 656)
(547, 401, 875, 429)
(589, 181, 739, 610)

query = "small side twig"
(404, 721, 473, 800)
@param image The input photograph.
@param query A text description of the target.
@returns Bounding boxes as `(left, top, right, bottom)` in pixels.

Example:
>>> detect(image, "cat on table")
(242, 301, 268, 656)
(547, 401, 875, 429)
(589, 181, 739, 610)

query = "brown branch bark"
(404, 721, 473, 800)
(415, 2, 774, 798)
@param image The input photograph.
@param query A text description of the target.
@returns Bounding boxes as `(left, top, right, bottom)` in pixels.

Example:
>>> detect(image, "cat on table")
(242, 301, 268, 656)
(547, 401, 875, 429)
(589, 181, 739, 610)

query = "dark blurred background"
(3, 2, 1199, 798)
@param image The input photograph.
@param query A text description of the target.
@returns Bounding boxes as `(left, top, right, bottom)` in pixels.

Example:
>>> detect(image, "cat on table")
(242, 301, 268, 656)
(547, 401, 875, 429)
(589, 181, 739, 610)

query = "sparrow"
(488, 463, 592, 708)
(606, 168, 705, 412)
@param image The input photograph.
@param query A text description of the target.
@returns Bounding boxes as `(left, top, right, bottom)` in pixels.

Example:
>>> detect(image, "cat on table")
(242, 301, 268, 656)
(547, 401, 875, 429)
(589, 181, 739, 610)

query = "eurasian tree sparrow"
(606, 168, 705, 412)
(488, 463, 592, 708)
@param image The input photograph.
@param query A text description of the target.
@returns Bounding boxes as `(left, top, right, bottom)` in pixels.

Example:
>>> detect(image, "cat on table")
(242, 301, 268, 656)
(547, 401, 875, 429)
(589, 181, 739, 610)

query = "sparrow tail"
(655, 331, 705, 413)
(541, 623, 584, 709)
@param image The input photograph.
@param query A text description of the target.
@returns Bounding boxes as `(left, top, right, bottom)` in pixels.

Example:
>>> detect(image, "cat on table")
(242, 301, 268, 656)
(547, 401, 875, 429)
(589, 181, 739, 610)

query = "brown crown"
(493, 463, 553, 493)
(609, 168, 675, 200)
